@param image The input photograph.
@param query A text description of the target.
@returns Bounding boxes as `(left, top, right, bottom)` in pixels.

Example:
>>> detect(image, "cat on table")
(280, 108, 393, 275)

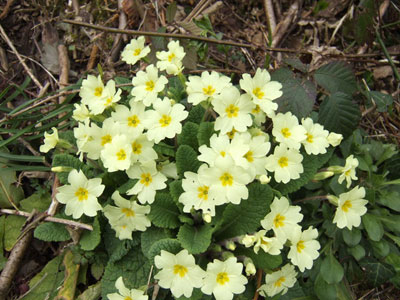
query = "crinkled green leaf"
(101, 248, 151, 299)
(148, 238, 182, 263)
(0, 156, 24, 208)
(367, 91, 393, 112)
(177, 121, 199, 149)
(377, 186, 400, 212)
(216, 182, 272, 239)
(79, 216, 101, 251)
(186, 105, 206, 124)
(321, 253, 344, 284)
(103, 224, 140, 263)
(342, 228, 361, 247)
(314, 274, 337, 300)
(154, 142, 176, 158)
(274, 148, 333, 195)
(314, 61, 357, 95)
(76, 282, 101, 300)
(177, 224, 213, 254)
(370, 239, 390, 258)
(348, 244, 365, 261)
(275, 72, 316, 119)
(34, 222, 70, 242)
(197, 122, 214, 147)
(20, 254, 65, 300)
(169, 180, 184, 204)
(52, 153, 94, 184)
(20, 192, 51, 213)
(362, 214, 384, 241)
(359, 257, 396, 287)
(234, 246, 282, 270)
(148, 193, 181, 229)
(175, 145, 201, 176)
(4, 215, 25, 251)
(114, 76, 133, 92)
(141, 227, 172, 259)
(168, 76, 186, 102)
(318, 92, 360, 138)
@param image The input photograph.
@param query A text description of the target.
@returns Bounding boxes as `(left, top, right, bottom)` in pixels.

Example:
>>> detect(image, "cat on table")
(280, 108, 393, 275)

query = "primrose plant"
(40, 37, 370, 300)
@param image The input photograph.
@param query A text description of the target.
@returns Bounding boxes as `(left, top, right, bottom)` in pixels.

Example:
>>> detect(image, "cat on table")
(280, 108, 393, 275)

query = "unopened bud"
(244, 258, 256, 276)
(313, 171, 334, 181)
(327, 194, 339, 206)
(259, 175, 271, 184)
(327, 132, 343, 147)
(241, 235, 256, 247)
(221, 251, 234, 261)
(202, 213, 212, 223)
(225, 240, 236, 251)
(326, 165, 345, 174)
(51, 166, 74, 173)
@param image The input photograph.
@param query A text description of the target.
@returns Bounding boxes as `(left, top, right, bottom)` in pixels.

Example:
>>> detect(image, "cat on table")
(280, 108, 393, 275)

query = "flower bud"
(202, 213, 212, 223)
(259, 174, 271, 184)
(313, 171, 334, 181)
(244, 258, 256, 276)
(241, 235, 256, 247)
(327, 194, 339, 206)
(327, 132, 343, 146)
(225, 240, 236, 251)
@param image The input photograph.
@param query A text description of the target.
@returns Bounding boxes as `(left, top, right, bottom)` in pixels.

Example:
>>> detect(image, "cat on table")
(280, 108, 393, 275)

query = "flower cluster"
(154, 250, 247, 300)
(39, 36, 369, 299)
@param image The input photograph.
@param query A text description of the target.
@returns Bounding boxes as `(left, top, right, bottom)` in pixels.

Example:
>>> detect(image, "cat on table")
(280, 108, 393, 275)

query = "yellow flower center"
(124, 297, 132, 300)
(297, 240, 305, 253)
(173, 264, 188, 277)
(197, 186, 209, 200)
(216, 272, 230, 285)
(122, 225, 127, 229)
(145, 80, 155, 91)
(131, 141, 142, 154)
(345, 169, 351, 176)
(116, 149, 127, 161)
(261, 238, 270, 246)
(244, 151, 254, 162)
(225, 104, 239, 118)
(341, 200, 352, 212)
(128, 115, 140, 127)
(273, 214, 285, 228)
(168, 53, 175, 62)
(75, 187, 89, 201)
(220, 172, 233, 186)
(101, 134, 112, 146)
(159, 114, 172, 127)
(94, 87, 103, 97)
(252, 105, 261, 114)
(140, 173, 152, 186)
(104, 97, 112, 106)
(227, 128, 237, 139)
(133, 48, 141, 56)
(306, 133, 313, 143)
(281, 128, 291, 138)
(274, 276, 286, 287)
(203, 85, 216, 96)
(278, 156, 288, 168)
(121, 207, 135, 217)
(253, 87, 264, 99)
(220, 151, 226, 157)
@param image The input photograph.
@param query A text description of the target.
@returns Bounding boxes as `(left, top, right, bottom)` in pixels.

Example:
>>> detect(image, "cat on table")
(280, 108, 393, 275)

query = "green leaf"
(348, 245, 365, 261)
(186, 105, 206, 124)
(20, 192, 52, 212)
(79, 217, 101, 251)
(279, 282, 311, 300)
(103, 224, 140, 263)
(4, 215, 25, 251)
(377, 187, 400, 212)
(182, 44, 198, 70)
(20, 254, 65, 300)
(362, 214, 384, 241)
(166, 1, 177, 23)
(359, 257, 396, 287)
(314, 274, 337, 300)
(34, 222, 70, 242)
(274, 149, 333, 195)
(175, 145, 202, 176)
(275, 75, 316, 119)
(216, 182, 272, 239)
(342, 228, 361, 247)
(175, 288, 205, 300)
(0, 153, 24, 208)
(148, 192, 181, 228)
(169, 180, 184, 204)
(317, 92, 360, 138)
(148, 238, 182, 263)
(314, 62, 357, 95)
(154, 142, 176, 157)
(234, 246, 282, 270)
(177, 224, 213, 254)
(76, 282, 101, 300)
(370, 239, 390, 258)
(367, 91, 393, 112)
(168, 76, 186, 102)
(52, 153, 93, 184)
(141, 227, 172, 259)
(101, 248, 151, 299)
(197, 122, 214, 146)
(177, 122, 199, 149)
(117, 179, 138, 195)
(378, 214, 400, 233)
(320, 253, 344, 284)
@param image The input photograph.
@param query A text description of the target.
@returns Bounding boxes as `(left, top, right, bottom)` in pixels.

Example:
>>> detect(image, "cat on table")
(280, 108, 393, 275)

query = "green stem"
(376, 28, 400, 81)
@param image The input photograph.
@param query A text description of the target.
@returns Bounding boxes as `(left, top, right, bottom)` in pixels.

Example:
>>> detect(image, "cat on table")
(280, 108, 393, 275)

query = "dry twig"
(0, 24, 43, 90)
(263, 0, 277, 34)
(0, 0, 16, 20)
